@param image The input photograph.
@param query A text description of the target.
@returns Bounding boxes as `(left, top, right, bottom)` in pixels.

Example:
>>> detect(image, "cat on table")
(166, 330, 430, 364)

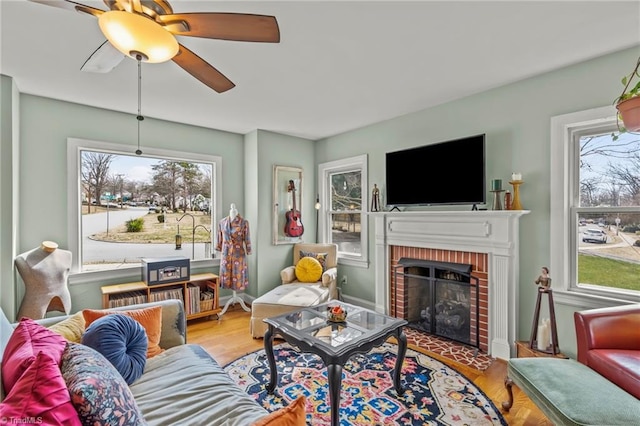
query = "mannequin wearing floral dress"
(216, 204, 252, 315)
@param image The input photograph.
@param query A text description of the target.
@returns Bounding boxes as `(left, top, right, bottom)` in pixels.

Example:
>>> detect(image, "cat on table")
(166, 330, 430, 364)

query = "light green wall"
(0, 92, 315, 317)
(6, 94, 244, 315)
(252, 130, 316, 297)
(0, 75, 20, 320)
(244, 130, 259, 300)
(316, 46, 640, 357)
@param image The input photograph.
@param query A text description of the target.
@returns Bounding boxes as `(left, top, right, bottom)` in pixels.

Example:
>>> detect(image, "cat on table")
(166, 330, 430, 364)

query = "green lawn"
(578, 253, 640, 291)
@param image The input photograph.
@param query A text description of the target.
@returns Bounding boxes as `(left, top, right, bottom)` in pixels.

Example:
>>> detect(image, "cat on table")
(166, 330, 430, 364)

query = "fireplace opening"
(393, 258, 480, 348)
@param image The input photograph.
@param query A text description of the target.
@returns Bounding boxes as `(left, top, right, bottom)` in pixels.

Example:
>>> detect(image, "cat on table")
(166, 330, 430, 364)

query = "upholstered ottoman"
(250, 284, 330, 338)
(503, 357, 640, 425)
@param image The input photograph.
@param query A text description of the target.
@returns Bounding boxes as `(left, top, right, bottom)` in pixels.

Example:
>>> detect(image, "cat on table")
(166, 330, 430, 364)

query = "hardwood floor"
(187, 306, 552, 426)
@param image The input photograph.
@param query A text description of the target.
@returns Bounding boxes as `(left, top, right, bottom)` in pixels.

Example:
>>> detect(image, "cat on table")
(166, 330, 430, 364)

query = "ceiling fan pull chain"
(135, 56, 144, 155)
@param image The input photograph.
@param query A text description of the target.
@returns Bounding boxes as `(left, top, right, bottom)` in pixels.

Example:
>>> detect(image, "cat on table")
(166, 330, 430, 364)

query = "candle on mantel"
(511, 172, 522, 181)
(491, 179, 502, 191)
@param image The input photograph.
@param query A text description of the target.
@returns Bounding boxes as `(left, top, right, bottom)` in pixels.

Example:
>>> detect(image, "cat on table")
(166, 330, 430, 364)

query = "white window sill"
(68, 258, 220, 286)
(338, 257, 369, 268)
(553, 287, 640, 309)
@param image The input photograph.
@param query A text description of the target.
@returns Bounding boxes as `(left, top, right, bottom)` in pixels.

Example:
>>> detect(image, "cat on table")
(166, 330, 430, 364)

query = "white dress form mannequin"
(229, 203, 238, 219)
(15, 241, 72, 320)
(218, 204, 251, 316)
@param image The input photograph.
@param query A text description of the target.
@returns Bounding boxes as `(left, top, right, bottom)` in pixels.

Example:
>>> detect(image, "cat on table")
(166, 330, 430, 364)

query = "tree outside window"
(551, 107, 640, 305)
(577, 130, 640, 294)
(330, 170, 362, 254)
(72, 140, 219, 273)
(319, 154, 368, 266)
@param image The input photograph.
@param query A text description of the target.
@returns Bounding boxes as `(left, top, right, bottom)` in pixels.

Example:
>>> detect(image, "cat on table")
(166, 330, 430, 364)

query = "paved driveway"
(82, 207, 205, 266)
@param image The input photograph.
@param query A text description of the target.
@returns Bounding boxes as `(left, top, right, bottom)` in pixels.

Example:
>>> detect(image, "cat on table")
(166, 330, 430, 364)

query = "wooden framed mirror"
(273, 165, 304, 245)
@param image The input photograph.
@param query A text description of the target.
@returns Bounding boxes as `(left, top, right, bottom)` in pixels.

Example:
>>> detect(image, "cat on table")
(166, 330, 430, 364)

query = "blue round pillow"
(81, 313, 148, 385)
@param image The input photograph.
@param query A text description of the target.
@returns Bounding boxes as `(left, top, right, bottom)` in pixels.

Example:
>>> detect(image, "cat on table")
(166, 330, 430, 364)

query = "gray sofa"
(1, 299, 269, 425)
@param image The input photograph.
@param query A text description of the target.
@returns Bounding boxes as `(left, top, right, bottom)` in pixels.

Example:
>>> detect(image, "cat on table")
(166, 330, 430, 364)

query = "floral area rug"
(224, 342, 506, 425)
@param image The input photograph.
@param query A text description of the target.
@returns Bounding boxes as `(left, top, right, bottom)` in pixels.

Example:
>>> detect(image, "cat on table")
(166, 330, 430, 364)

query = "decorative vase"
(490, 190, 504, 210)
(509, 180, 523, 210)
(617, 96, 640, 132)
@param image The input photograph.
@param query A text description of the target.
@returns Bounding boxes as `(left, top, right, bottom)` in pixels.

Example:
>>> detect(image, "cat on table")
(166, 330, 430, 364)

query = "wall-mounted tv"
(385, 134, 486, 206)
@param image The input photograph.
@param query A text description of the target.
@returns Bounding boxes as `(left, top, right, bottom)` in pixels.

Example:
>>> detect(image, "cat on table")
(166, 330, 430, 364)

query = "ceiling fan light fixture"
(98, 10, 178, 63)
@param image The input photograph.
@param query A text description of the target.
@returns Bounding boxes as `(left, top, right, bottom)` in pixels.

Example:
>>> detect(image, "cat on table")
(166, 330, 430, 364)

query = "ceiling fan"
(29, 0, 280, 93)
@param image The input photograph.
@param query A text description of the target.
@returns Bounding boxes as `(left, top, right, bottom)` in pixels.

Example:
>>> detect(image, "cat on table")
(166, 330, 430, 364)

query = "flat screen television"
(385, 134, 486, 206)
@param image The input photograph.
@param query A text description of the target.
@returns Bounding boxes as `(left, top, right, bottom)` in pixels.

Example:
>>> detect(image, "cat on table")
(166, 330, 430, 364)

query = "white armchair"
(279, 243, 338, 299)
(250, 243, 339, 338)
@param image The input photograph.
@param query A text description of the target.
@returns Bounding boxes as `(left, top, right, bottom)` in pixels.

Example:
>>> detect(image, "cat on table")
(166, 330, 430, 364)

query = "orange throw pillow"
(83, 305, 163, 358)
(252, 396, 306, 426)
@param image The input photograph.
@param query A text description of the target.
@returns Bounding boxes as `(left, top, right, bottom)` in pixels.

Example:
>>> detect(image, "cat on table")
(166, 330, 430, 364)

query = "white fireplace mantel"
(373, 210, 530, 360)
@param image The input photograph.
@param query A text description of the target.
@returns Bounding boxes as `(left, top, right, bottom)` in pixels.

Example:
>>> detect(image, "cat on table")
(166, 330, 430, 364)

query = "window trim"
(550, 106, 640, 308)
(318, 154, 368, 268)
(66, 137, 222, 280)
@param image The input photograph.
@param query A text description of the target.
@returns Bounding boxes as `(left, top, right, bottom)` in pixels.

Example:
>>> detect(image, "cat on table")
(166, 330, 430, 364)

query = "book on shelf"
(108, 290, 147, 308)
(187, 284, 201, 314)
(149, 287, 184, 303)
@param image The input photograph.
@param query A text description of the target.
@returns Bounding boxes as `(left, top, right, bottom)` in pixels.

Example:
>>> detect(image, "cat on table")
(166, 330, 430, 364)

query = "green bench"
(503, 357, 640, 426)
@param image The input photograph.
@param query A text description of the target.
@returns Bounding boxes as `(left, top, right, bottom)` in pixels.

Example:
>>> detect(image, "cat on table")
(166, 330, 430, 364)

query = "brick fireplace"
(390, 248, 489, 353)
(373, 210, 529, 360)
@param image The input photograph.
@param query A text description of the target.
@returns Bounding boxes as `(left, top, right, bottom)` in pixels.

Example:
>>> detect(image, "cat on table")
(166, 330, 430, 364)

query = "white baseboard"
(342, 294, 375, 311)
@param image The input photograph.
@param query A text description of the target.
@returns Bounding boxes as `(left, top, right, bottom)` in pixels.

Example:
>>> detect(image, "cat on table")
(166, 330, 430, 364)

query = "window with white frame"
(318, 155, 368, 266)
(550, 107, 640, 307)
(67, 138, 221, 275)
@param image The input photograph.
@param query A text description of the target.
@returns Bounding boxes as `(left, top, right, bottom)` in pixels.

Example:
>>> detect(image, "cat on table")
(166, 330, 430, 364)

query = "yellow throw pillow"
(48, 312, 85, 343)
(83, 305, 163, 358)
(252, 396, 306, 426)
(295, 256, 323, 283)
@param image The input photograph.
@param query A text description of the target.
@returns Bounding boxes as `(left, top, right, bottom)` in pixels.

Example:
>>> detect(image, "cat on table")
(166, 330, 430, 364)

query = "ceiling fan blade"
(80, 40, 125, 73)
(172, 44, 235, 93)
(29, 0, 105, 17)
(158, 13, 280, 43)
(106, 0, 173, 16)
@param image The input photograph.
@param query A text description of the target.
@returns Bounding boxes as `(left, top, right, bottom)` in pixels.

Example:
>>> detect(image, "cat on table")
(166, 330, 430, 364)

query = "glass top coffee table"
(263, 301, 408, 426)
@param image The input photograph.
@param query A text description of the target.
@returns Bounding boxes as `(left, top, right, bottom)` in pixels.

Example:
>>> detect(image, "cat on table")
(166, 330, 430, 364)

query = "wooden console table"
(101, 272, 221, 321)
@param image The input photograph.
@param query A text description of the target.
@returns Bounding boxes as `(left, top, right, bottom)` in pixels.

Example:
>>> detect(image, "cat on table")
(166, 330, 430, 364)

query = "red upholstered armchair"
(574, 304, 640, 399)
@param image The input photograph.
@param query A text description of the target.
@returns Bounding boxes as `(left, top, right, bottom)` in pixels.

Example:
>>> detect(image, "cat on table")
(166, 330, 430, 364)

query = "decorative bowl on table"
(327, 305, 347, 322)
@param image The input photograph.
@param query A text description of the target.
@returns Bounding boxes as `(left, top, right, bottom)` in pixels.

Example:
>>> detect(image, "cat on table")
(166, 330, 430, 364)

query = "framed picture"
(273, 165, 304, 245)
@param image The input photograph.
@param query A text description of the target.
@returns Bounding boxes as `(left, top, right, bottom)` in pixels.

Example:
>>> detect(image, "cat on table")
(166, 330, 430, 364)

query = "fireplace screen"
(393, 258, 479, 348)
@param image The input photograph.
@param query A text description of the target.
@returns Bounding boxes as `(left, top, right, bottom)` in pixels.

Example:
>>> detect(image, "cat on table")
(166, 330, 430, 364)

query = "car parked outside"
(582, 228, 607, 244)
(148, 205, 160, 213)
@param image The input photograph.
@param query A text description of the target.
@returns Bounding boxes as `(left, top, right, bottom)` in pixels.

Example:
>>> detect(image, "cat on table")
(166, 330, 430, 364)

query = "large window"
(68, 138, 221, 275)
(318, 155, 368, 266)
(551, 107, 640, 307)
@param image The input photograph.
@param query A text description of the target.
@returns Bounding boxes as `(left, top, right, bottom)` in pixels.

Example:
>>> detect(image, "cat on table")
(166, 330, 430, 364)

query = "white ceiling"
(2, 1, 639, 140)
